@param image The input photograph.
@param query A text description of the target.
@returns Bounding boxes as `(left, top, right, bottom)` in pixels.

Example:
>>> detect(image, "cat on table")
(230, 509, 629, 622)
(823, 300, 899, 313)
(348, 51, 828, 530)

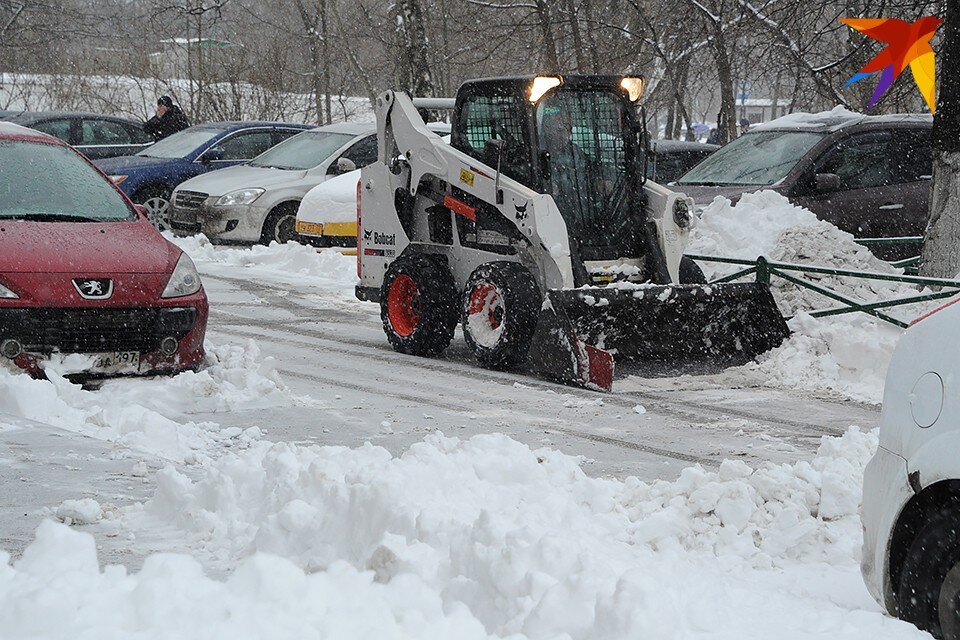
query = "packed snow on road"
(0, 192, 933, 638)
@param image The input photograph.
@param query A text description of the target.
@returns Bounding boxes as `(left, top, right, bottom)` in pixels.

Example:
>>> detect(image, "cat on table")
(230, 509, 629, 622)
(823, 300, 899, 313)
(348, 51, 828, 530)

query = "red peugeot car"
(0, 122, 208, 375)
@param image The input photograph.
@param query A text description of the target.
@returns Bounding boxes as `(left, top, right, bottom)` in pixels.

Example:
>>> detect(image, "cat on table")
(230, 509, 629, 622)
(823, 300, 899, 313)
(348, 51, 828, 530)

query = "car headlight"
(673, 198, 691, 228)
(216, 188, 265, 207)
(0, 282, 18, 299)
(162, 253, 202, 298)
(109, 175, 128, 185)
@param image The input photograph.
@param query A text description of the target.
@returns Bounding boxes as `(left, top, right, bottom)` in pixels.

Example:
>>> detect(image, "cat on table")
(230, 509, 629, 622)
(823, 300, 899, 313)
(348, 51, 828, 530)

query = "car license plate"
(296, 220, 324, 236)
(90, 351, 140, 373)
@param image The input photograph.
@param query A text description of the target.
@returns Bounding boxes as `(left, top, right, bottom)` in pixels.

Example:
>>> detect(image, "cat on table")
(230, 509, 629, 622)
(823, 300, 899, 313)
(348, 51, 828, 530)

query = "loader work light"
(620, 77, 646, 102)
(528, 76, 562, 103)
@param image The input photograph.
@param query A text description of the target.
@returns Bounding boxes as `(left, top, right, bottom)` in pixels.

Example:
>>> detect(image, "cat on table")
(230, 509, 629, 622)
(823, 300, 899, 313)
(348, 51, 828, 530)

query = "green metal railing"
(855, 236, 924, 274)
(687, 253, 960, 329)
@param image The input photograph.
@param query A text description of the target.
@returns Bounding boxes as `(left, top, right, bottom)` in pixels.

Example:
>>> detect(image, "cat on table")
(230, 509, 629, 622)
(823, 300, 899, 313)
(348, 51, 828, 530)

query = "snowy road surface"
(0, 236, 928, 638)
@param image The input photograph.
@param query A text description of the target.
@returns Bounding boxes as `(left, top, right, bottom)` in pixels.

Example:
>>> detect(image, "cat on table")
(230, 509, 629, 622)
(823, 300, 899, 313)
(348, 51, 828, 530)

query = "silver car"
(169, 121, 449, 244)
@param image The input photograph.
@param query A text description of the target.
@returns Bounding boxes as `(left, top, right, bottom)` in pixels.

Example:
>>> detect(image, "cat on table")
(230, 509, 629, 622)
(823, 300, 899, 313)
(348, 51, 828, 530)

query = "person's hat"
(157, 96, 174, 108)
(739, 118, 750, 127)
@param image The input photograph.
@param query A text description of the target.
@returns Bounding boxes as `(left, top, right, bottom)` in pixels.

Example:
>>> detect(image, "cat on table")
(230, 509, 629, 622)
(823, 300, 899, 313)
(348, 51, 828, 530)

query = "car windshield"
(137, 127, 221, 158)
(249, 131, 355, 170)
(677, 130, 824, 186)
(0, 140, 134, 220)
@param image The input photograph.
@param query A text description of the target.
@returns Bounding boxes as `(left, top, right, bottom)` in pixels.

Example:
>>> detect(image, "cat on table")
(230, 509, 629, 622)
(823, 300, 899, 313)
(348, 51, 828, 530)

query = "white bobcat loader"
(355, 75, 787, 391)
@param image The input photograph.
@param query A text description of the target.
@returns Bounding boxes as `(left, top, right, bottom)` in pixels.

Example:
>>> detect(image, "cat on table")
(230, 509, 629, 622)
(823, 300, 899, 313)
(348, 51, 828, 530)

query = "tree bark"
(921, 0, 960, 277)
(534, 0, 562, 72)
(394, 0, 434, 96)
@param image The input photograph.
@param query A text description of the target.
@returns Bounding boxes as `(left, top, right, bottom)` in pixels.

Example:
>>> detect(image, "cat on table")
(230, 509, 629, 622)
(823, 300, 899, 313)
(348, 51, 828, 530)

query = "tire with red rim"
(462, 261, 540, 370)
(380, 253, 458, 356)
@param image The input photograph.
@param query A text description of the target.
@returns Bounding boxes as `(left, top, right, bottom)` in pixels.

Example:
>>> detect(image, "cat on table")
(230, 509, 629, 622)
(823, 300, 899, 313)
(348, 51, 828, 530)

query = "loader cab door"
(535, 89, 639, 260)
(451, 90, 534, 185)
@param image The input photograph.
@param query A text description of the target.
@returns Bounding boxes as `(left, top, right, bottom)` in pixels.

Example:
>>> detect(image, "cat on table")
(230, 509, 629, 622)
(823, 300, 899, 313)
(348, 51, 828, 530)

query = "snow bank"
(688, 190, 942, 403)
(0, 340, 294, 462)
(168, 233, 358, 294)
(689, 190, 907, 316)
(0, 520, 491, 640)
(110, 429, 924, 638)
(749, 313, 902, 404)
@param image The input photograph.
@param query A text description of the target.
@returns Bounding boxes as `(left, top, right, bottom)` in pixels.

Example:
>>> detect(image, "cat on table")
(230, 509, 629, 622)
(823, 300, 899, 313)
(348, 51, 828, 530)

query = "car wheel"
(136, 189, 172, 231)
(380, 254, 459, 357)
(260, 205, 299, 245)
(898, 507, 960, 638)
(461, 261, 541, 370)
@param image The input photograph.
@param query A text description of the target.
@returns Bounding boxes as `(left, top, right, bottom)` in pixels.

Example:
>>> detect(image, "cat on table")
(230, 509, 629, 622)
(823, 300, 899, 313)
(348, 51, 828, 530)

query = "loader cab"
(451, 75, 648, 261)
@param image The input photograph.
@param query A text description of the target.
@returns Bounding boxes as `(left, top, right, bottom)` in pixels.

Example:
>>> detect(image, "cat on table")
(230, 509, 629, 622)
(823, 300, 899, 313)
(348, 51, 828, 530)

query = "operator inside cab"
(534, 88, 639, 261)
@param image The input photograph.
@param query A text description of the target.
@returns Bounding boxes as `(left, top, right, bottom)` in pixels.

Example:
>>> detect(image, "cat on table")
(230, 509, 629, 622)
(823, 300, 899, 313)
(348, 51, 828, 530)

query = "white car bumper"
(861, 444, 914, 612)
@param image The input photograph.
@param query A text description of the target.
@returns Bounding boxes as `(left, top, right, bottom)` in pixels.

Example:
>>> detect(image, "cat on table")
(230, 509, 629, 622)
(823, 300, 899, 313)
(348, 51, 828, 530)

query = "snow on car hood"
(674, 183, 786, 207)
(0, 218, 177, 274)
(297, 169, 360, 224)
(176, 163, 313, 198)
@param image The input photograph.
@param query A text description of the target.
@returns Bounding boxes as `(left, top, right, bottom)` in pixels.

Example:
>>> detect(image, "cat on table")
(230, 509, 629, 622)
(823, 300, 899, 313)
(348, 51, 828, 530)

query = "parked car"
(295, 168, 361, 248)
(95, 121, 312, 230)
(169, 122, 450, 245)
(295, 133, 451, 247)
(647, 139, 718, 184)
(862, 295, 960, 638)
(0, 110, 153, 160)
(675, 110, 932, 260)
(0, 122, 208, 376)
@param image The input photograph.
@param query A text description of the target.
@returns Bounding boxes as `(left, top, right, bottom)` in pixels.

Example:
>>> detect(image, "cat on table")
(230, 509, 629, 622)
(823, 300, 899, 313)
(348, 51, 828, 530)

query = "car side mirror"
(815, 173, 841, 192)
(201, 148, 224, 164)
(331, 157, 356, 175)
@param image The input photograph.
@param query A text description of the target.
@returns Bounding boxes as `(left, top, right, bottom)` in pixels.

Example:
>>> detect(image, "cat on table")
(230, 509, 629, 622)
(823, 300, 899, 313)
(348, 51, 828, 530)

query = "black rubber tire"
(260, 203, 299, 245)
(898, 507, 960, 638)
(134, 186, 172, 231)
(679, 256, 707, 284)
(461, 261, 541, 370)
(380, 253, 459, 357)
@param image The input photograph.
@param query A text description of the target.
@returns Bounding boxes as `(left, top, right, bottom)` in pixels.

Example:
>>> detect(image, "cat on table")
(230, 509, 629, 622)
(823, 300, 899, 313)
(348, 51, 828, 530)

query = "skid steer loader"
(355, 75, 788, 391)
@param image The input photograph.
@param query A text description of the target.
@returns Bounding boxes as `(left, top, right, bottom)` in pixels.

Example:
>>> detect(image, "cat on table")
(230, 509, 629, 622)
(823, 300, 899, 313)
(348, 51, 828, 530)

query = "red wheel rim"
(468, 283, 502, 331)
(387, 274, 420, 337)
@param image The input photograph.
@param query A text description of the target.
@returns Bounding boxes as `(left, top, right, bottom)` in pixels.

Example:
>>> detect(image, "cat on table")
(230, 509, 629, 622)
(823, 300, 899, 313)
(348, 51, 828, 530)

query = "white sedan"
(862, 296, 960, 638)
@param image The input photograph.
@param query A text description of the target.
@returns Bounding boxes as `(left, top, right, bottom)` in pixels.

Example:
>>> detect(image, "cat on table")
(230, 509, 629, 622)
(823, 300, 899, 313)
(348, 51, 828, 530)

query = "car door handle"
(879, 203, 904, 210)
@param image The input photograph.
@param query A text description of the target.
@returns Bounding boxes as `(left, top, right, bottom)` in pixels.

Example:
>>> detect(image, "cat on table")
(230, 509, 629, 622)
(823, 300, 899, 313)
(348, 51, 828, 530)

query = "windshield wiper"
(0, 213, 103, 222)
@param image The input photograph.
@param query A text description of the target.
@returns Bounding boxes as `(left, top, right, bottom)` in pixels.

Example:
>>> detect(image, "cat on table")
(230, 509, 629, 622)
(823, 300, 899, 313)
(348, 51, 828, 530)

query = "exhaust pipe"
(0, 339, 23, 359)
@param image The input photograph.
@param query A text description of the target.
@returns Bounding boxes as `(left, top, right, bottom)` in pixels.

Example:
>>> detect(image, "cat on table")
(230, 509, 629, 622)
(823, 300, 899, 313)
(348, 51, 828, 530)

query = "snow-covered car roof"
(752, 105, 932, 133)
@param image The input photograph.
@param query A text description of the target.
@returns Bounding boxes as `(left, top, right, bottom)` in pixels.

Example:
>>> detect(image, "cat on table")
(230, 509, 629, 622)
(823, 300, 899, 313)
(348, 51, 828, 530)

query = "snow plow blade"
(528, 284, 789, 391)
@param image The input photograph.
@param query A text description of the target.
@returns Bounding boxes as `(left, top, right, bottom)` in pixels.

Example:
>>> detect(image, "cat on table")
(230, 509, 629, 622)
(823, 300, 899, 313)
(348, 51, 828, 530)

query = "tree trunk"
(321, 0, 332, 124)
(921, 0, 960, 277)
(714, 44, 737, 144)
(564, 0, 587, 72)
(534, 0, 562, 72)
(395, 0, 434, 96)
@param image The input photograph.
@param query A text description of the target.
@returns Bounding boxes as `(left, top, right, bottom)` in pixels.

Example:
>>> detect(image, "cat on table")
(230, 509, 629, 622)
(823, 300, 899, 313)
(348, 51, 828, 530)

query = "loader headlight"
(529, 76, 562, 102)
(673, 199, 691, 228)
(216, 188, 264, 207)
(620, 77, 646, 102)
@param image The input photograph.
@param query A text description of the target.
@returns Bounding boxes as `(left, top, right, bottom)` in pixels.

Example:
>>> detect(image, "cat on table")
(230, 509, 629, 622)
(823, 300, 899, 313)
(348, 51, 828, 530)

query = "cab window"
(454, 94, 531, 184)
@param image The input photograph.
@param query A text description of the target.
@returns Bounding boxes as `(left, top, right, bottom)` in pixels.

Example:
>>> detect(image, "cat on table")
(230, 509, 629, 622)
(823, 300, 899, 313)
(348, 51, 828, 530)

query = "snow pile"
(109, 429, 922, 638)
(55, 499, 103, 525)
(749, 313, 903, 404)
(168, 233, 358, 293)
(751, 105, 865, 131)
(689, 190, 907, 316)
(0, 520, 491, 640)
(0, 340, 294, 462)
(687, 190, 940, 403)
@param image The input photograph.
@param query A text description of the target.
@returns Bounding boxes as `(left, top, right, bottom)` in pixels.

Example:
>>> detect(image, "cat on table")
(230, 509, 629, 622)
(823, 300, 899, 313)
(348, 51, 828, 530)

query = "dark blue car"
(95, 121, 312, 229)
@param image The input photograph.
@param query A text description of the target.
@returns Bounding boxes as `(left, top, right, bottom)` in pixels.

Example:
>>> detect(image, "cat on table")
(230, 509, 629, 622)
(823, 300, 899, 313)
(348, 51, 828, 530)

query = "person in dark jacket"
(143, 96, 190, 141)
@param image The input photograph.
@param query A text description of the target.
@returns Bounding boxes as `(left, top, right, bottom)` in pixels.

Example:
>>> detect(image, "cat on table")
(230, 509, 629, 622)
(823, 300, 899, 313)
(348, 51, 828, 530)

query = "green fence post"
(755, 257, 770, 285)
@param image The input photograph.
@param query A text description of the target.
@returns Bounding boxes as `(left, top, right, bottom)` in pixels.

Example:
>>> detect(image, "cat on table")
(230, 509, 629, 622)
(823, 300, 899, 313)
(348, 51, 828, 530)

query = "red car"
(0, 122, 207, 376)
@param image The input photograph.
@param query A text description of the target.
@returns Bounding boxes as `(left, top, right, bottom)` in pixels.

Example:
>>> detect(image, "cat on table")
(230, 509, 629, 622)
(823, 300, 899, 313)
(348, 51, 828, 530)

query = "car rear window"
(0, 140, 134, 221)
